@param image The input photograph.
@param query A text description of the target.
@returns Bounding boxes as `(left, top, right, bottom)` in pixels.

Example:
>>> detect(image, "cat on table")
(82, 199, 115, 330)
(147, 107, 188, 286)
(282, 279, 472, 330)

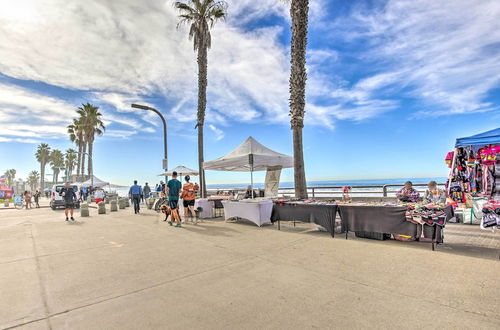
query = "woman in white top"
(94, 187, 105, 204)
(423, 181, 446, 204)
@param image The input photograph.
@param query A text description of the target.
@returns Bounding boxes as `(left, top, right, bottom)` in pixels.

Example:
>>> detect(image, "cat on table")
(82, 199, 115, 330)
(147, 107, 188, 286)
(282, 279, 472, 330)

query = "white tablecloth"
(180, 199, 214, 218)
(222, 200, 273, 227)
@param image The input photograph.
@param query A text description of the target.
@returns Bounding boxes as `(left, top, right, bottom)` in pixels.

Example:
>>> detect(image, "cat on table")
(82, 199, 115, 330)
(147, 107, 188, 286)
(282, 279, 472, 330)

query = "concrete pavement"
(1, 199, 499, 329)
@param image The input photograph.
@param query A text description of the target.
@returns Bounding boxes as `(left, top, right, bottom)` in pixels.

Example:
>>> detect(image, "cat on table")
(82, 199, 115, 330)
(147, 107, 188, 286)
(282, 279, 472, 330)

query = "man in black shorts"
(166, 171, 182, 227)
(60, 182, 77, 221)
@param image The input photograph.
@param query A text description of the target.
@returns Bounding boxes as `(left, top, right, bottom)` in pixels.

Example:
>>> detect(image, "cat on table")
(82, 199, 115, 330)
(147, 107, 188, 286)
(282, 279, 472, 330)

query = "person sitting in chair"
(396, 181, 420, 203)
(423, 181, 446, 204)
(244, 185, 256, 199)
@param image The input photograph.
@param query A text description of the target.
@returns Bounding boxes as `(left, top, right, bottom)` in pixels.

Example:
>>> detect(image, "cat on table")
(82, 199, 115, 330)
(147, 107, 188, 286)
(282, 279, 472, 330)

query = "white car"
(50, 184, 81, 210)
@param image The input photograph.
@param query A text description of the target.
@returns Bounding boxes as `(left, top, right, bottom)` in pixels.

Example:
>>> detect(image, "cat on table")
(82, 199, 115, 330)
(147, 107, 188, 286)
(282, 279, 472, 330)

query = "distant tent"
(158, 166, 199, 177)
(80, 175, 109, 187)
(455, 127, 500, 147)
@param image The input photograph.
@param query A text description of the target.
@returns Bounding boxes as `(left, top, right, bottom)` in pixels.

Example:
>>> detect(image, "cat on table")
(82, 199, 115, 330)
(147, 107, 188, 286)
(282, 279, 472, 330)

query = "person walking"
(34, 190, 41, 208)
(181, 175, 199, 224)
(60, 182, 77, 221)
(129, 180, 142, 214)
(143, 183, 151, 203)
(94, 187, 105, 204)
(23, 191, 32, 209)
(166, 172, 182, 227)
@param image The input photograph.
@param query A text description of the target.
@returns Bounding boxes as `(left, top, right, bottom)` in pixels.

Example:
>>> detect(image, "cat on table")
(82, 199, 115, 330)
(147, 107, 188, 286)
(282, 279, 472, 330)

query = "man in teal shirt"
(166, 171, 182, 227)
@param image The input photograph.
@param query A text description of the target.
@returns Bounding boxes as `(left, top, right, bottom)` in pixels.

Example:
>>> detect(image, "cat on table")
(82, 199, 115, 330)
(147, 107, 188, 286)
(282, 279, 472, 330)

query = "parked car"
(50, 184, 80, 210)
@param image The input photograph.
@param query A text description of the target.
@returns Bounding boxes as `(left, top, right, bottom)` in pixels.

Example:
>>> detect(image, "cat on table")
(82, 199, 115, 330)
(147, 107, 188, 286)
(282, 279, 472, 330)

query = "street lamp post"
(131, 104, 168, 183)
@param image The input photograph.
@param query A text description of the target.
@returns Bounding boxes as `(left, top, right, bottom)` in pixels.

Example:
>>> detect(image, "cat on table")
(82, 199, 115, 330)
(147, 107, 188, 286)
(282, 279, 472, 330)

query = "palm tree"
(175, 0, 227, 198)
(65, 148, 77, 181)
(3, 169, 16, 187)
(27, 171, 40, 191)
(288, 0, 309, 198)
(49, 149, 64, 184)
(35, 143, 51, 189)
(67, 119, 84, 181)
(77, 103, 105, 178)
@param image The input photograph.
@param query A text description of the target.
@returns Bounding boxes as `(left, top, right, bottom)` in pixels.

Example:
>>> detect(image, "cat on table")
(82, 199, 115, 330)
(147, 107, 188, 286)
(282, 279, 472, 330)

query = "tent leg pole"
(251, 169, 254, 199)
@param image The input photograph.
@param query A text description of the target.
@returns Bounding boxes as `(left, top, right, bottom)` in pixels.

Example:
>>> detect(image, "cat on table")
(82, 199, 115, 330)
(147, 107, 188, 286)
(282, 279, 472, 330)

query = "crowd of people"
(19, 190, 41, 209)
(129, 171, 199, 228)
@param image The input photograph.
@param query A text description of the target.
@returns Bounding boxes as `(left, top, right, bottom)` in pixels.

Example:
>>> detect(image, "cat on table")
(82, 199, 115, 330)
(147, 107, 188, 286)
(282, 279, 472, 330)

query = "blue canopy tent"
(455, 127, 500, 147)
(448, 127, 500, 194)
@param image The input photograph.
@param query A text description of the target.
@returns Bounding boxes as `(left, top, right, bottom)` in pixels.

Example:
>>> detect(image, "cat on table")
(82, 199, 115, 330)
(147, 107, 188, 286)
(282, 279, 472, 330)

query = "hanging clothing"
(481, 164, 495, 198)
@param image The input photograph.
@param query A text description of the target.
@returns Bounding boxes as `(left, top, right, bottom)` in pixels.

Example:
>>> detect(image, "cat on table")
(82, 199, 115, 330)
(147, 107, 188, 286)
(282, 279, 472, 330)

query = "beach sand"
(1, 199, 499, 329)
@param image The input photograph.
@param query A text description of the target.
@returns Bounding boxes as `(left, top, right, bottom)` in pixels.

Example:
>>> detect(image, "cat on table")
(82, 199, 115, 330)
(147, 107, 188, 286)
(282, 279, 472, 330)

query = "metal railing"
(207, 183, 445, 198)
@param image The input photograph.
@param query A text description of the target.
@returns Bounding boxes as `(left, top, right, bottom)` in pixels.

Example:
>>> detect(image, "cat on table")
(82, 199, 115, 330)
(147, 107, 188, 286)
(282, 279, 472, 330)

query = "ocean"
(110, 177, 447, 197)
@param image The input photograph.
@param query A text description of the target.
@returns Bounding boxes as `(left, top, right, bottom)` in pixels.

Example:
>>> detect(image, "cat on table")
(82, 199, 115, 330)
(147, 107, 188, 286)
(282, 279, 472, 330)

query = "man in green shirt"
(166, 171, 182, 227)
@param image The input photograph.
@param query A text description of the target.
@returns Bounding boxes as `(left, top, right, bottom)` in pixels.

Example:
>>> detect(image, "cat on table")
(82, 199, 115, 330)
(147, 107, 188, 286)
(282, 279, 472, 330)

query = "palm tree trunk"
(87, 139, 93, 178)
(40, 162, 44, 191)
(81, 142, 87, 181)
(290, 0, 309, 199)
(76, 143, 82, 180)
(197, 45, 208, 198)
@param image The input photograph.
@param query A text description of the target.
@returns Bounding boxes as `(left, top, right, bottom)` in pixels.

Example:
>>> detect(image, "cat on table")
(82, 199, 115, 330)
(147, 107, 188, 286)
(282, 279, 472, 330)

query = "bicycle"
(154, 196, 167, 212)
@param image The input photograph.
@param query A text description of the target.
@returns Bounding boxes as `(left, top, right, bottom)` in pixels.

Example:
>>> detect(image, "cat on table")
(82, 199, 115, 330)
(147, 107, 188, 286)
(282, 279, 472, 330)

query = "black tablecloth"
(271, 203, 338, 236)
(338, 205, 454, 243)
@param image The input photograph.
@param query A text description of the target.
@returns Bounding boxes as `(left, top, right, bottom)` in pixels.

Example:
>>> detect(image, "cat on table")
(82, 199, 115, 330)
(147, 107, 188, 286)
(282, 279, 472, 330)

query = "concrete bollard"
(98, 201, 106, 214)
(80, 202, 90, 217)
(4, 201, 9, 207)
(125, 198, 130, 207)
(147, 198, 155, 210)
(110, 200, 118, 212)
(118, 198, 126, 209)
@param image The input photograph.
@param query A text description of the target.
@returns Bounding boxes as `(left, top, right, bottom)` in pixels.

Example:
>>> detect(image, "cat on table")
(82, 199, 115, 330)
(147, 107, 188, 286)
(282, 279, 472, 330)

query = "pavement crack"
(28, 224, 52, 330)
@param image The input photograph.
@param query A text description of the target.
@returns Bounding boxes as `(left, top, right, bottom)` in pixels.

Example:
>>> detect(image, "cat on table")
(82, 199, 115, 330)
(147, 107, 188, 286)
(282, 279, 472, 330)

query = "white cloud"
(1, 0, 494, 141)
(0, 136, 40, 143)
(0, 0, 342, 136)
(0, 83, 150, 141)
(328, 0, 500, 116)
(208, 124, 225, 141)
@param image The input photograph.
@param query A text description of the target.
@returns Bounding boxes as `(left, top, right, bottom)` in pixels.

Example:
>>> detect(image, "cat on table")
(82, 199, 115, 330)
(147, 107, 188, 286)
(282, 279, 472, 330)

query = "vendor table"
(195, 199, 214, 218)
(271, 203, 338, 237)
(222, 200, 273, 227)
(338, 205, 454, 250)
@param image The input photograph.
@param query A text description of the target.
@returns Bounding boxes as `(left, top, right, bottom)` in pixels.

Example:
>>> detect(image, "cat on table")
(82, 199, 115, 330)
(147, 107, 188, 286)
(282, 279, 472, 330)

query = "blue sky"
(0, 0, 499, 186)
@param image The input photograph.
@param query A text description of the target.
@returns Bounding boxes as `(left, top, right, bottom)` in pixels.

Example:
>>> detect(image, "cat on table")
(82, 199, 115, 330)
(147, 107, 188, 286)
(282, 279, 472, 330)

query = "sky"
(0, 0, 499, 186)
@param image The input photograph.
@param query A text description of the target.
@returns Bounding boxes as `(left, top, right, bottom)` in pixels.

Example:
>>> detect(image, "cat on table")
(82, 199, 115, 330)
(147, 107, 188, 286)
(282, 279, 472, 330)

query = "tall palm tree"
(67, 119, 84, 181)
(288, 0, 309, 198)
(65, 148, 77, 181)
(35, 143, 51, 189)
(175, 0, 227, 198)
(77, 103, 105, 178)
(28, 170, 40, 191)
(49, 149, 64, 184)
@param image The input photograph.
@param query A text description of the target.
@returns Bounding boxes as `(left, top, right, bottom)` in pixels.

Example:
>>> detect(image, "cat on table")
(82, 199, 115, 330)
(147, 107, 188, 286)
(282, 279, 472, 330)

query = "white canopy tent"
(203, 137, 293, 196)
(158, 165, 199, 177)
(80, 175, 109, 187)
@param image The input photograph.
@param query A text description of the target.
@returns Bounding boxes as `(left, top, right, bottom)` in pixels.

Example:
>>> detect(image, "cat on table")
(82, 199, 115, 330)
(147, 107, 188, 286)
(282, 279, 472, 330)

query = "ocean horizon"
(111, 177, 447, 197)
(206, 177, 448, 189)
